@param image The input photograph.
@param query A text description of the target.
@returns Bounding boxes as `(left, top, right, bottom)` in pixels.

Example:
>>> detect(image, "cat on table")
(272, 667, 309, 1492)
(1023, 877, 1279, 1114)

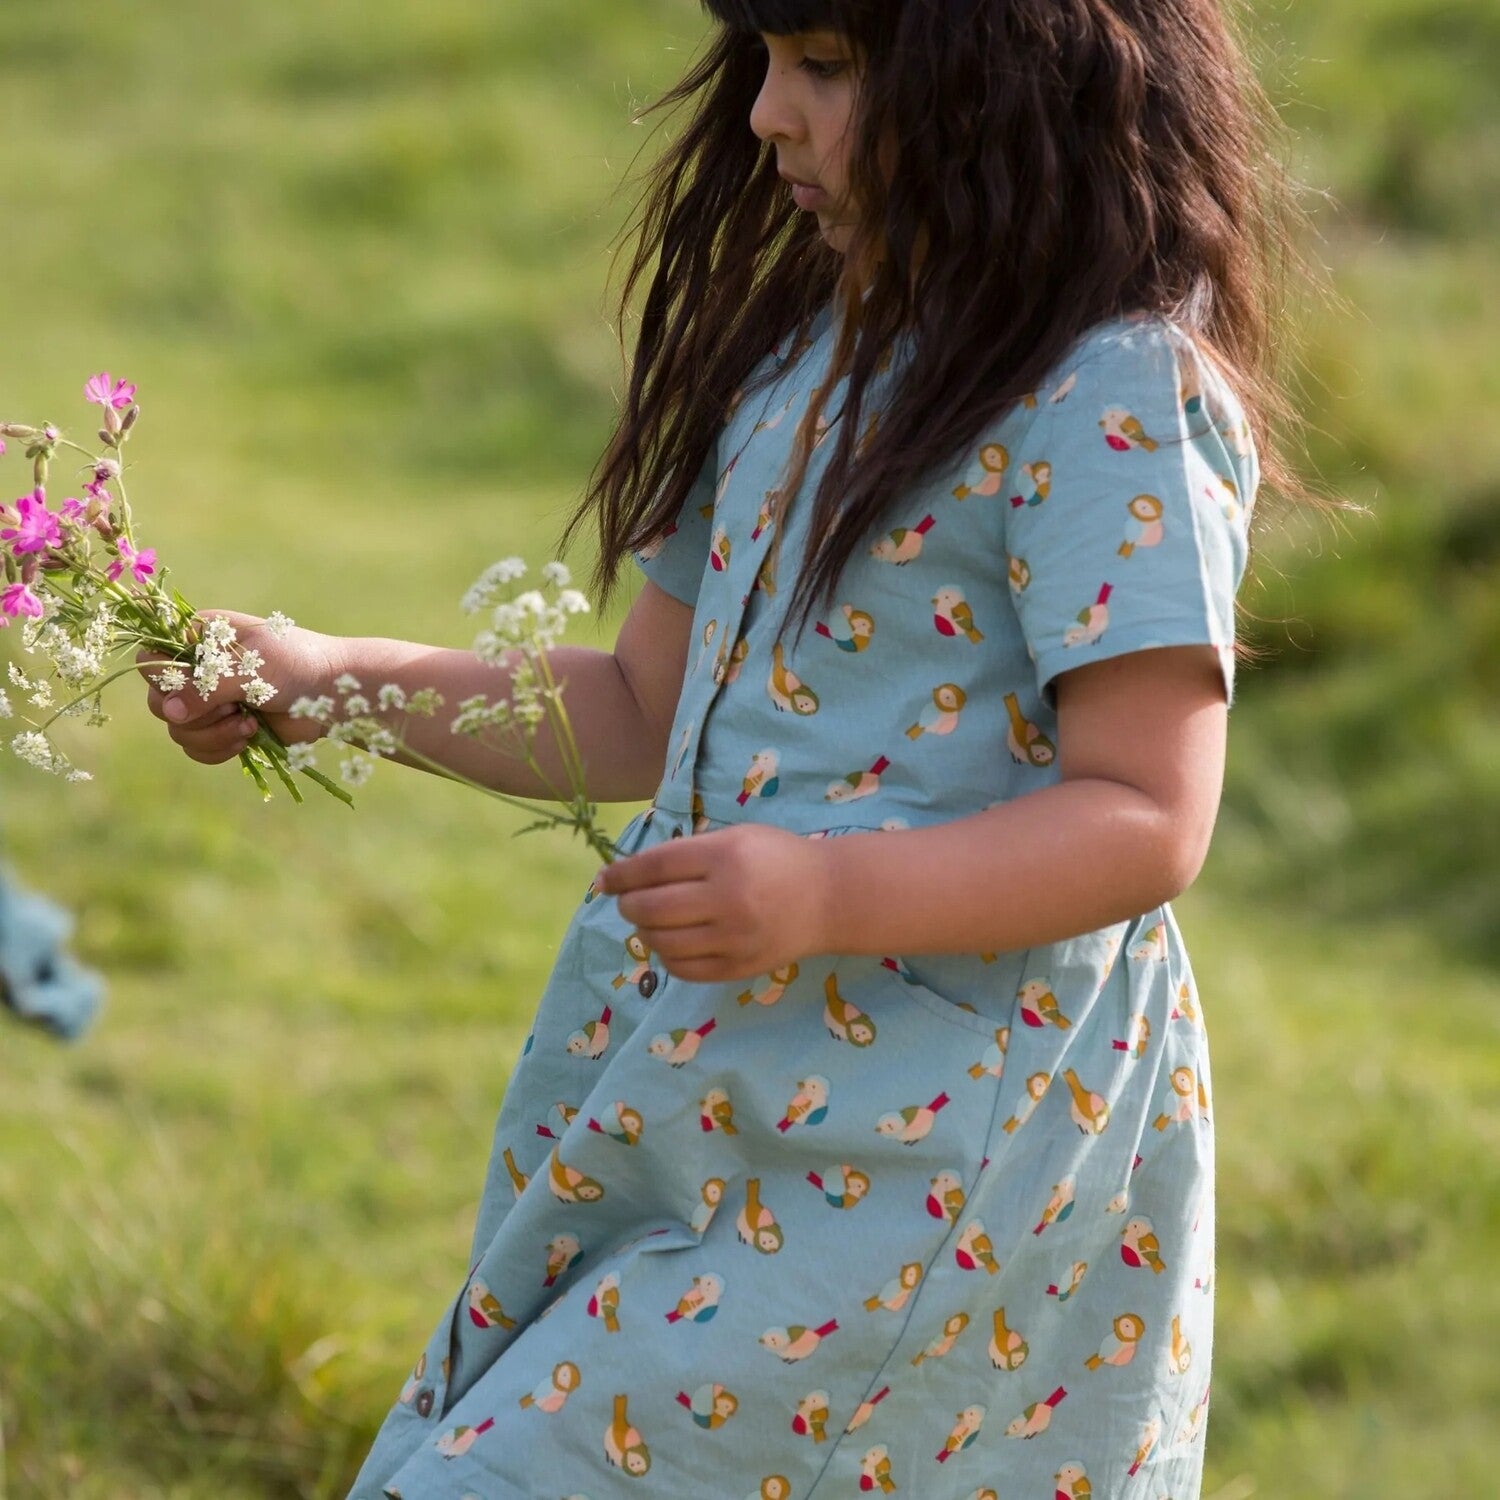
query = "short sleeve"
(1000, 317, 1258, 710)
(631, 440, 719, 609)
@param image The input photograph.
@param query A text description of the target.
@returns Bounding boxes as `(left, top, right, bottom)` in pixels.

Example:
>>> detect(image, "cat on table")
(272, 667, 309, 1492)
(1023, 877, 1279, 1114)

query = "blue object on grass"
(0, 865, 104, 1041)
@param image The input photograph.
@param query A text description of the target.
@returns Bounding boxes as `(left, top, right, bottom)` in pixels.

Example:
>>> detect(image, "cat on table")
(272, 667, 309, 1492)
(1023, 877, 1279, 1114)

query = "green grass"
(0, 0, 1497, 1495)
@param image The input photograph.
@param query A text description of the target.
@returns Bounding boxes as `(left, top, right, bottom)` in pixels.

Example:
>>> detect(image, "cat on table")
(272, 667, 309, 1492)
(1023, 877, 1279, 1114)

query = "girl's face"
(749, 30, 861, 254)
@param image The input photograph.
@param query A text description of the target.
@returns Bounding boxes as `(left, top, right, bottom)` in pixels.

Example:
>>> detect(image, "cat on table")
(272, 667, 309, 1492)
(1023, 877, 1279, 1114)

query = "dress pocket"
(854, 947, 1031, 1041)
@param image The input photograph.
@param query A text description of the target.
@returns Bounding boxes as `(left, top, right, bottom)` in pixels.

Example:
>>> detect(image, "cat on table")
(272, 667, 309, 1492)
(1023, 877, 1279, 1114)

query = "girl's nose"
(749, 63, 804, 146)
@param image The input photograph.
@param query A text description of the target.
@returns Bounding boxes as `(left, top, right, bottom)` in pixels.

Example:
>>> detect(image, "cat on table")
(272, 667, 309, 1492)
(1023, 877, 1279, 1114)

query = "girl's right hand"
(135, 609, 346, 766)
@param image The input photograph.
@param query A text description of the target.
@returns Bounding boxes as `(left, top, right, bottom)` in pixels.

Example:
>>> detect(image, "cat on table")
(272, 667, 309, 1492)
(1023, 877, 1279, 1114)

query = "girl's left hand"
(595, 824, 830, 984)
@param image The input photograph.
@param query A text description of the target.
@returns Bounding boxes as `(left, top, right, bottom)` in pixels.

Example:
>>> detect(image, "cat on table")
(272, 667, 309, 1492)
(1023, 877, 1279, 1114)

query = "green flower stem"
(373, 733, 620, 863)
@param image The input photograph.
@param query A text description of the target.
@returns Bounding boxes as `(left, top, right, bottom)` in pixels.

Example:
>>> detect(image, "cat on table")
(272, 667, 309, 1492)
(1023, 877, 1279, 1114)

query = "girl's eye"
(800, 57, 849, 80)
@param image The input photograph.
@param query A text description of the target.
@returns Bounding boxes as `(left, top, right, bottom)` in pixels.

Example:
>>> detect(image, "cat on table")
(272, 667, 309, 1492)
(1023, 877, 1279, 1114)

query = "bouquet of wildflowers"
(1, 374, 620, 859)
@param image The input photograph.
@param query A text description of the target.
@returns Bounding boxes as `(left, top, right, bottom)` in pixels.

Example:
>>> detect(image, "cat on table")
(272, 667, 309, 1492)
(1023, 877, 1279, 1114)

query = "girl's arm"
(809, 644, 1227, 956)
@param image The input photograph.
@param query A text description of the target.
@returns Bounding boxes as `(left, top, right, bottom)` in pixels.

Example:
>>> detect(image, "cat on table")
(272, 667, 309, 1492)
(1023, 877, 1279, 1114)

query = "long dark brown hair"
(561, 0, 1352, 665)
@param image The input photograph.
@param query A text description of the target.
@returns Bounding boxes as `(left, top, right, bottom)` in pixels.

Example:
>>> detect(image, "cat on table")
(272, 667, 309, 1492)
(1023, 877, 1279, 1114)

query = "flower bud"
(3, 551, 16, 583)
(20, 556, 38, 586)
(103, 404, 122, 436)
(92, 515, 117, 543)
(121, 403, 140, 433)
(97, 428, 118, 448)
(0, 423, 40, 440)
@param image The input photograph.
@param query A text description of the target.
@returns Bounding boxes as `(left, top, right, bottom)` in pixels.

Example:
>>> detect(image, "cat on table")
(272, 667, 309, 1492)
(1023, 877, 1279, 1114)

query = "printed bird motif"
(435, 1417, 494, 1458)
(777, 1074, 831, 1133)
(1100, 407, 1160, 452)
(1018, 977, 1071, 1029)
(1153, 1065, 1209, 1129)
(954, 1218, 1001, 1275)
(1111, 1011, 1151, 1059)
(1003, 692, 1056, 768)
(587, 1099, 643, 1146)
(664, 1272, 724, 1324)
(699, 1086, 739, 1136)
(466, 1278, 516, 1330)
(1168, 1313, 1193, 1375)
(1004, 1385, 1068, 1439)
(547, 1147, 605, 1204)
(912, 1310, 970, 1365)
(988, 1306, 1029, 1370)
(859, 1444, 896, 1493)
(676, 1382, 739, 1430)
(502, 1147, 529, 1198)
(648, 1017, 717, 1066)
(1055, 1460, 1093, 1500)
(904, 681, 967, 738)
(399, 1352, 427, 1404)
(933, 585, 984, 643)
(825, 754, 890, 804)
(535, 1099, 579, 1142)
(869, 511, 937, 563)
(1002, 1071, 1051, 1133)
(1127, 1415, 1162, 1476)
(749, 1478, 792, 1500)
(543, 1232, 582, 1287)
(824, 972, 878, 1047)
(1171, 978, 1200, 1024)
(968, 1026, 1010, 1081)
(1118, 493, 1165, 556)
(736, 748, 781, 805)
(1120, 1216, 1167, 1274)
(1084, 1312, 1145, 1369)
(876, 1092, 951, 1145)
(565, 1005, 613, 1059)
(864, 1261, 923, 1313)
(1063, 582, 1113, 647)
(952, 442, 1008, 499)
(519, 1360, 581, 1413)
(603, 1393, 652, 1477)
(737, 964, 799, 1007)
(806, 1163, 871, 1209)
(587, 1271, 620, 1332)
(767, 640, 820, 715)
(736, 1177, 786, 1255)
(708, 525, 732, 572)
(1046, 1260, 1089, 1302)
(691, 1177, 726, 1235)
(926, 1169, 966, 1223)
(935, 1403, 987, 1462)
(1131, 922, 1169, 961)
(1049, 370, 1079, 404)
(1009, 460, 1052, 508)
(815, 603, 876, 653)
(844, 1384, 891, 1433)
(792, 1389, 830, 1442)
(760, 1318, 839, 1362)
(1062, 1068, 1111, 1134)
(1033, 1177, 1077, 1235)
(1007, 552, 1032, 593)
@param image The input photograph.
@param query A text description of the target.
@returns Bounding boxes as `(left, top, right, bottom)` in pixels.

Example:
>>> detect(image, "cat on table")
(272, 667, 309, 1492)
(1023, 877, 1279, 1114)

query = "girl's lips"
(790, 182, 829, 210)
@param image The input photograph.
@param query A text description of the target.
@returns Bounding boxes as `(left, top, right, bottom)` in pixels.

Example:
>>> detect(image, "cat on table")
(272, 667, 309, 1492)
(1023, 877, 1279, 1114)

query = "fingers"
(170, 703, 259, 764)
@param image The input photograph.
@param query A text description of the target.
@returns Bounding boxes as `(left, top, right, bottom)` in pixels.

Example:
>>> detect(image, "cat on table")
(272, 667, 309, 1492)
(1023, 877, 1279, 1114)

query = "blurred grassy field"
(1, 0, 1497, 1496)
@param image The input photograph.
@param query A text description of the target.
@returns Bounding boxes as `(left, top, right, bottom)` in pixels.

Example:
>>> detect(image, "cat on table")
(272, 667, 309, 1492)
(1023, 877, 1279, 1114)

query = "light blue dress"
(349, 304, 1256, 1500)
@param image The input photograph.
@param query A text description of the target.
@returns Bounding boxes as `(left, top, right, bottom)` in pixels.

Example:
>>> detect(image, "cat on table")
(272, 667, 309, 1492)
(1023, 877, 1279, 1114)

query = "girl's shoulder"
(1035, 311, 1248, 427)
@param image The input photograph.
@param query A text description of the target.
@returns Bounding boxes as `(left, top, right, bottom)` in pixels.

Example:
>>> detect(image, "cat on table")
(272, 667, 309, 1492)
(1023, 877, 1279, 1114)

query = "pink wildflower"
(84, 372, 137, 410)
(106, 537, 156, 585)
(0, 439, 6, 456)
(60, 497, 87, 520)
(1, 582, 44, 622)
(1, 489, 63, 554)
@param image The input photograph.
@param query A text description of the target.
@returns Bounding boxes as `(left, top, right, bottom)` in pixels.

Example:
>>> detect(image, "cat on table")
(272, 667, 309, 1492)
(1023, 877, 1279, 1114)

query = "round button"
(669, 826, 684, 839)
(638, 969, 659, 999)
(414, 1387, 435, 1418)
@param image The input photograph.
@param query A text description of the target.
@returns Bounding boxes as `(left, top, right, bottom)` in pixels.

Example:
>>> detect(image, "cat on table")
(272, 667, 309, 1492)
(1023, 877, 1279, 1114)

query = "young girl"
(144, 1, 1318, 1494)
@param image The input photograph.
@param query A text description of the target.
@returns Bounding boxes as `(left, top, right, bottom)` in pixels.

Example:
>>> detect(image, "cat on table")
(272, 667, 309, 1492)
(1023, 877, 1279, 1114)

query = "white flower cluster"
(460, 555, 529, 615)
(284, 672, 436, 790)
(189, 614, 278, 708)
(10, 729, 91, 781)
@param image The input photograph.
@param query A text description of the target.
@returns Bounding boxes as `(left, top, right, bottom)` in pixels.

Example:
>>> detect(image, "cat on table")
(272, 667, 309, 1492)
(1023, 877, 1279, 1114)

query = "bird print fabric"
(348, 307, 1254, 1499)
